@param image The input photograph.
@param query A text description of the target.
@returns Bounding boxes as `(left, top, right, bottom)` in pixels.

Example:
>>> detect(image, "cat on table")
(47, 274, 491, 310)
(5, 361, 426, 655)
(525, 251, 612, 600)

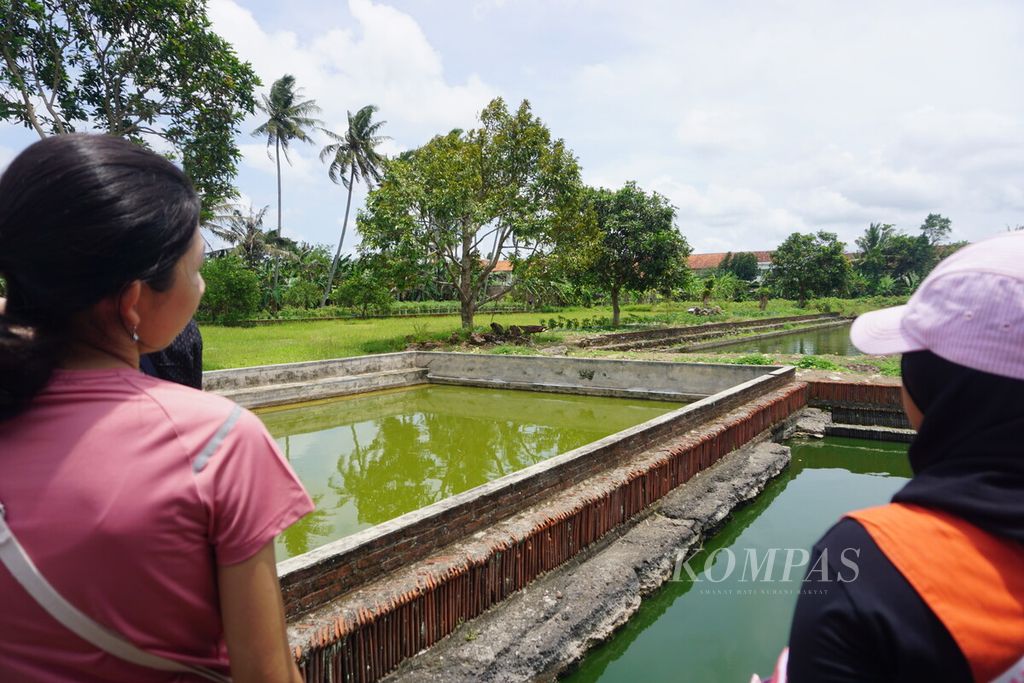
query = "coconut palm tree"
(203, 204, 292, 268)
(252, 74, 323, 237)
(318, 104, 389, 306)
(252, 75, 322, 307)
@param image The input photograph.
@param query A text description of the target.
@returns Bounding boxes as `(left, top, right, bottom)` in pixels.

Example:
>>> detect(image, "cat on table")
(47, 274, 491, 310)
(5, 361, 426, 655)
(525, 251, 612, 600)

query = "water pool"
(709, 324, 859, 356)
(256, 384, 682, 560)
(563, 436, 911, 682)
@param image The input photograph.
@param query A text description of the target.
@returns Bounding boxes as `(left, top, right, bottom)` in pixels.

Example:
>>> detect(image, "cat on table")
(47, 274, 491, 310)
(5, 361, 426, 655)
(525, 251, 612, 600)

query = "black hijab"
(893, 350, 1024, 542)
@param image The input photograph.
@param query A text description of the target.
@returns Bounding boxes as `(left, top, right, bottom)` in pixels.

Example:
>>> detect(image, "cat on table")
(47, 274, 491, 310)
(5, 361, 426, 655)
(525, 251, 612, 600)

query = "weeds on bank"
(795, 355, 842, 371)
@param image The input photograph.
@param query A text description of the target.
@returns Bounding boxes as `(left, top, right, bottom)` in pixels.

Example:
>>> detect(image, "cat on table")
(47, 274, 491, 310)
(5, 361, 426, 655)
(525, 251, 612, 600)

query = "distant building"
(687, 251, 774, 275)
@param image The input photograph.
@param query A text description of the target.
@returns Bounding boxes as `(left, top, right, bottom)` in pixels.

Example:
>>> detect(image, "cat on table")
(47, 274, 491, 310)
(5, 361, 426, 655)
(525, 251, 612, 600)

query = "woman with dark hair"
(0, 134, 312, 682)
(779, 233, 1024, 682)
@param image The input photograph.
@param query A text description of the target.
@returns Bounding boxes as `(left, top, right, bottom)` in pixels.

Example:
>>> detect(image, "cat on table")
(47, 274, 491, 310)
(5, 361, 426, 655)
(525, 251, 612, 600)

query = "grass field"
(201, 298, 903, 370)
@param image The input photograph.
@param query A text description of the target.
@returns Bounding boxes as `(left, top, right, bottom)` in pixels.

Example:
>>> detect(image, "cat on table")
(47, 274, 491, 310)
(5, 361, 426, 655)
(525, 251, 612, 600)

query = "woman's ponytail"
(0, 311, 62, 420)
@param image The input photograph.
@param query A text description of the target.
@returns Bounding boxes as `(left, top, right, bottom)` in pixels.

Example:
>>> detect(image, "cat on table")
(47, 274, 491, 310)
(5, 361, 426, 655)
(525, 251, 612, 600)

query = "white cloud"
(674, 108, 764, 155)
(209, 0, 497, 141)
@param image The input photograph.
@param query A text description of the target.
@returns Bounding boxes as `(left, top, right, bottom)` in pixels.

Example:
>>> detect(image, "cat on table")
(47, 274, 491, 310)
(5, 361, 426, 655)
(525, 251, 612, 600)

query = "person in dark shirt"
(783, 233, 1024, 682)
(140, 318, 203, 389)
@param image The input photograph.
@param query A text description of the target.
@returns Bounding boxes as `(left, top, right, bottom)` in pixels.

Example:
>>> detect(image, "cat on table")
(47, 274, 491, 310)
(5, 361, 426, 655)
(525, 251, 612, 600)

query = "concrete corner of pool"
(203, 352, 870, 682)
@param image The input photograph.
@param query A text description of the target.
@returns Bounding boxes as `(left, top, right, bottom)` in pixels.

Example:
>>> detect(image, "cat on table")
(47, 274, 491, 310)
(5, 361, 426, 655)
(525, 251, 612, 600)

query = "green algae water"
(563, 436, 911, 683)
(711, 323, 858, 355)
(257, 385, 682, 560)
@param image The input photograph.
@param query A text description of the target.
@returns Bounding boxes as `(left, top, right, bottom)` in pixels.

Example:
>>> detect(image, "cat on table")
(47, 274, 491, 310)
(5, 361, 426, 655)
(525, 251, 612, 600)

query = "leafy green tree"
(359, 98, 584, 329)
(332, 269, 394, 317)
(728, 252, 760, 281)
(766, 231, 851, 306)
(920, 213, 952, 246)
(717, 252, 733, 274)
(854, 222, 896, 291)
(885, 232, 934, 288)
(281, 279, 322, 309)
(280, 243, 334, 294)
(197, 254, 260, 322)
(583, 182, 691, 326)
(0, 0, 259, 212)
(319, 104, 389, 305)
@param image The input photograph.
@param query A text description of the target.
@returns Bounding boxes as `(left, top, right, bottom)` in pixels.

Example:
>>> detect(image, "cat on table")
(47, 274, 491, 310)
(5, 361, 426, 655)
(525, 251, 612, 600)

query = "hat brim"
(849, 305, 925, 356)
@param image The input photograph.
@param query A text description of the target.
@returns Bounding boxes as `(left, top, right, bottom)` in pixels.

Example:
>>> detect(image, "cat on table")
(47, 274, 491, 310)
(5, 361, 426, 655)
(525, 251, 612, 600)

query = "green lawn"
(201, 298, 903, 370)
(202, 308, 588, 370)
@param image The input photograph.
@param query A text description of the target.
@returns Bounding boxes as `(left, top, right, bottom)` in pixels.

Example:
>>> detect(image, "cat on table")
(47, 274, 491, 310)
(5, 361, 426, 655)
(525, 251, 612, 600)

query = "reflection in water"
(711, 323, 858, 356)
(257, 385, 681, 559)
(564, 436, 911, 683)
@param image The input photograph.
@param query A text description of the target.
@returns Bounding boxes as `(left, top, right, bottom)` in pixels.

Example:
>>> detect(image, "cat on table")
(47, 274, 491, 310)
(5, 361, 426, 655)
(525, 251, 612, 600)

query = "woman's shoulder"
(123, 372, 268, 442)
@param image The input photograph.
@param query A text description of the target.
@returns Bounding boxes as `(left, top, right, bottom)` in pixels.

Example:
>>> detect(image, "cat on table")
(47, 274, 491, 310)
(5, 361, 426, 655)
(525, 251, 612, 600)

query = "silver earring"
(130, 326, 139, 343)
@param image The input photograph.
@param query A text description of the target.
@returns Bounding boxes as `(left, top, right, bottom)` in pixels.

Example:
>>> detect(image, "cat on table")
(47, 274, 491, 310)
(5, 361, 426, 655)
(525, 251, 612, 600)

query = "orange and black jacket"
(787, 504, 1024, 682)
(789, 352, 1024, 683)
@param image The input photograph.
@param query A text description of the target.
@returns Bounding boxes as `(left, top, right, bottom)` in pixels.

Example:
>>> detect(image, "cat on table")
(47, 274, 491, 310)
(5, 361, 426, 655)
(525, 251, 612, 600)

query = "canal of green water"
(562, 435, 911, 682)
(710, 323, 858, 356)
(257, 385, 682, 560)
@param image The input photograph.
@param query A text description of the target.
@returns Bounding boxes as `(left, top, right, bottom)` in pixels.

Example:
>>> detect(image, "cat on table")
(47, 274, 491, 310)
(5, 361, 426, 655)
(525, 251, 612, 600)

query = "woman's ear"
(118, 280, 143, 331)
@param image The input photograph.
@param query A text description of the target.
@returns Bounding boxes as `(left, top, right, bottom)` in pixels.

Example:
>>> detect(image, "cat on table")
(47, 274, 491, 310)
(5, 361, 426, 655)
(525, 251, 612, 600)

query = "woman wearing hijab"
(783, 232, 1024, 682)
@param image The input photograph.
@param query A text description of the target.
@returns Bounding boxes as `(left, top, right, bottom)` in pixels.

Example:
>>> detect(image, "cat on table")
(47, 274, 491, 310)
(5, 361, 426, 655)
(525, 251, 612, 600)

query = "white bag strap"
(0, 502, 231, 683)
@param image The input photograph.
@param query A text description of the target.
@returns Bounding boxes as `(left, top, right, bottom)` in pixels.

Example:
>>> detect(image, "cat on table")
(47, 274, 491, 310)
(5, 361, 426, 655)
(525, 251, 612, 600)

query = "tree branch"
(0, 44, 48, 137)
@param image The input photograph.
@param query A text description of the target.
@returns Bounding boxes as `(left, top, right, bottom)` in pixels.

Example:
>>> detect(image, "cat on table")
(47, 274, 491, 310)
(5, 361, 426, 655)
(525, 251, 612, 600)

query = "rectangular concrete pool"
(707, 323, 859, 356)
(256, 385, 683, 560)
(563, 435, 910, 682)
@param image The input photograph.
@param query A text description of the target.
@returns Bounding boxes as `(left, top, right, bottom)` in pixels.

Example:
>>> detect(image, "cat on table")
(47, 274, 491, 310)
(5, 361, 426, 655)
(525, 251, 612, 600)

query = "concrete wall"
(204, 352, 416, 392)
(417, 352, 775, 399)
(205, 351, 786, 408)
(580, 313, 838, 347)
(277, 366, 795, 618)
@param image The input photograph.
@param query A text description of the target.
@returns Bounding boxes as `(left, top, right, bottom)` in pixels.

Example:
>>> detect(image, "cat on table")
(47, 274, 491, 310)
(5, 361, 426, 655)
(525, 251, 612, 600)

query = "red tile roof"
(687, 251, 773, 270)
(479, 259, 514, 273)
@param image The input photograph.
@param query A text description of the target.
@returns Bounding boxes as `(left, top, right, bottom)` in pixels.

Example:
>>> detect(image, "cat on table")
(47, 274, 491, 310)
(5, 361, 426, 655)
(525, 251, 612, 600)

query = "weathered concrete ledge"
(806, 379, 913, 439)
(383, 439, 792, 682)
(678, 318, 851, 352)
(826, 424, 916, 442)
(205, 352, 783, 409)
(579, 313, 839, 350)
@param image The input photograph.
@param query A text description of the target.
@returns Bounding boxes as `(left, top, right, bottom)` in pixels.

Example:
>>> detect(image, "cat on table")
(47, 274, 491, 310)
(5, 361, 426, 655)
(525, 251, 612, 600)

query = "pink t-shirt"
(0, 368, 314, 682)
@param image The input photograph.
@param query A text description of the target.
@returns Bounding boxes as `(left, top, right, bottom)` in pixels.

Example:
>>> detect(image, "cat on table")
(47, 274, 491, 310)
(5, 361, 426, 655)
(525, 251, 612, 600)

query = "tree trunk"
(461, 300, 475, 330)
(611, 287, 621, 327)
(272, 137, 283, 312)
(460, 229, 475, 330)
(321, 164, 357, 306)
(275, 138, 282, 236)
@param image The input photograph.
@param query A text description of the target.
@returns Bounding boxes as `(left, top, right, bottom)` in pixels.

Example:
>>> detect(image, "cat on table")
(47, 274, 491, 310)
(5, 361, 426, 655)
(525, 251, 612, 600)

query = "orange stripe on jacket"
(846, 503, 1024, 683)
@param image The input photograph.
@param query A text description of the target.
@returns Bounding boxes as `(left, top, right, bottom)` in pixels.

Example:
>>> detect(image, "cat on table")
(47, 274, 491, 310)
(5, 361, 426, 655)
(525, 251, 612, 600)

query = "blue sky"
(2, 0, 1022, 254)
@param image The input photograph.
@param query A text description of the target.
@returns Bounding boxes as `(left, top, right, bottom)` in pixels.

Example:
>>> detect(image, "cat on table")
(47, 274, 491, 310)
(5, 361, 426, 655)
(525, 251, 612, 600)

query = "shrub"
(732, 354, 775, 365)
(332, 270, 394, 317)
(281, 279, 322, 309)
(795, 355, 841, 370)
(197, 254, 260, 323)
